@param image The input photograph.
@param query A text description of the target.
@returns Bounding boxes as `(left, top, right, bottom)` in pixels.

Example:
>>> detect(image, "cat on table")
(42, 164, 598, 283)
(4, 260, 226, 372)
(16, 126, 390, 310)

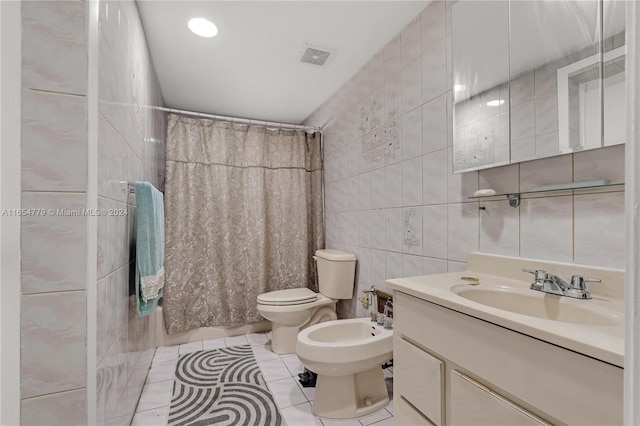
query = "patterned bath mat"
(168, 345, 283, 426)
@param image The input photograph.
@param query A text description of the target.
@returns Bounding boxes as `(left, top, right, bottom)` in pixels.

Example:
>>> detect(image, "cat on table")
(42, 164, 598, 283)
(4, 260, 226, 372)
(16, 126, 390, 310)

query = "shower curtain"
(163, 114, 324, 334)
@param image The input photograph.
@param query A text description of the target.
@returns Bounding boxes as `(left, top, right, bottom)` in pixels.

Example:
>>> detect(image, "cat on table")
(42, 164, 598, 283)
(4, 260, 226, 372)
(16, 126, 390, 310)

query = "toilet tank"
(315, 249, 356, 299)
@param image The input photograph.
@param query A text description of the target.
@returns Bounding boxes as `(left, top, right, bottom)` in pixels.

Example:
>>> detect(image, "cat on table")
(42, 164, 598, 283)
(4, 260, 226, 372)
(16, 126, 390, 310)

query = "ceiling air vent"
(298, 44, 335, 66)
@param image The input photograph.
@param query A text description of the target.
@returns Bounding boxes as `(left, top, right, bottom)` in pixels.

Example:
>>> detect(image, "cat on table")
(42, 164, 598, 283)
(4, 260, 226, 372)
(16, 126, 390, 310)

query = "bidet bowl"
(296, 318, 393, 376)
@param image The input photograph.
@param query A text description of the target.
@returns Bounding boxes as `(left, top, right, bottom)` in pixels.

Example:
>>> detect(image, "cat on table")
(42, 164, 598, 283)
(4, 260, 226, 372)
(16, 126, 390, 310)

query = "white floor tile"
(152, 346, 179, 364)
(280, 354, 305, 377)
(224, 335, 249, 346)
(319, 416, 362, 426)
(359, 408, 392, 426)
(251, 343, 281, 361)
(280, 402, 323, 426)
(295, 379, 316, 402)
(257, 358, 293, 382)
(266, 377, 308, 409)
(202, 337, 227, 350)
(367, 417, 394, 426)
(246, 332, 270, 345)
(385, 399, 394, 415)
(136, 380, 173, 412)
(178, 341, 203, 355)
(146, 360, 177, 384)
(131, 406, 169, 426)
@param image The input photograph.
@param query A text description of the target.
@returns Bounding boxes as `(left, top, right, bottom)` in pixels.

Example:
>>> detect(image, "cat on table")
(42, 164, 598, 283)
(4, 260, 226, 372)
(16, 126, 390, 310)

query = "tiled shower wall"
(19, 1, 165, 424)
(96, 1, 166, 425)
(304, 0, 625, 319)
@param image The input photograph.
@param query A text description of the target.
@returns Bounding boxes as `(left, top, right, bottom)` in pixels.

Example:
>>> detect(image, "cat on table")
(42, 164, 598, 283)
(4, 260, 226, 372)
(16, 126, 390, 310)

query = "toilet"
(256, 249, 357, 354)
(296, 318, 393, 419)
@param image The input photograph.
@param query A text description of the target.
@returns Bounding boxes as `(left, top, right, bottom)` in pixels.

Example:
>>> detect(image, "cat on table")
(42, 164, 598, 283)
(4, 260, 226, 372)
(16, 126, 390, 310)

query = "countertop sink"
(385, 252, 625, 367)
(451, 285, 621, 326)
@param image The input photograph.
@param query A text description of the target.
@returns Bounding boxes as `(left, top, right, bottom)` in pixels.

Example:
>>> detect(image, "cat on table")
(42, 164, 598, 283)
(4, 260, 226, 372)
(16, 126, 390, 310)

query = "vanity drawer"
(394, 337, 443, 426)
(394, 396, 435, 426)
(450, 370, 549, 426)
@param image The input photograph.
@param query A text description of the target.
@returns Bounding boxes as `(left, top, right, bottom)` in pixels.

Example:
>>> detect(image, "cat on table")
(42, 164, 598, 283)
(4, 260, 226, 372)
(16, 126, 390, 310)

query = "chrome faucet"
(523, 269, 601, 299)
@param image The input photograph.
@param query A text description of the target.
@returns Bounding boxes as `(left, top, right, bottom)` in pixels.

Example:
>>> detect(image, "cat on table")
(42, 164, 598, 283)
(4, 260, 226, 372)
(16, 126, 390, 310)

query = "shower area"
(158, 112, 325, 343)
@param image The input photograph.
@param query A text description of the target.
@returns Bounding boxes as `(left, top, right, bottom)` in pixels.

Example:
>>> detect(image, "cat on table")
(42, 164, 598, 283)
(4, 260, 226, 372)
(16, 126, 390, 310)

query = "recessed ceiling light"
(486, 99, 505, 107)
(188, 18, 218, 38)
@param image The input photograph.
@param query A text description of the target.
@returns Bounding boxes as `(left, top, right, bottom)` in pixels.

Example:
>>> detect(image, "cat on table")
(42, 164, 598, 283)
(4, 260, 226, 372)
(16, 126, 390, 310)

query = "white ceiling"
(137, 1, 428, 124)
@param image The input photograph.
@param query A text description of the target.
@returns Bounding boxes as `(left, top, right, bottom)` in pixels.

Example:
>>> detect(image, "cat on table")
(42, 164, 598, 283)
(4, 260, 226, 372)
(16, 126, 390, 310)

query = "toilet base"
(311, 366, 390, 419)
(270, 324, 299, 354)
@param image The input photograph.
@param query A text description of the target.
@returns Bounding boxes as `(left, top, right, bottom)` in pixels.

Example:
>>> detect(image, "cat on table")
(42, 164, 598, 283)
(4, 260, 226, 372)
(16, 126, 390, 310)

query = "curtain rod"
(153, 106, 322, 132)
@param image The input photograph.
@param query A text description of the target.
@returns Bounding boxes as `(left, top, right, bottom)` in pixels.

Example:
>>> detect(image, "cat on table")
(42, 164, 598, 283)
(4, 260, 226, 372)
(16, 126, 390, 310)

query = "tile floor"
(130, 331, 394, 426)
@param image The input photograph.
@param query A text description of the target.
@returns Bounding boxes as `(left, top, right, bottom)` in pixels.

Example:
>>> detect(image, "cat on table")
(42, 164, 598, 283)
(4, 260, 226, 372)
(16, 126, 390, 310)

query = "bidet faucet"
(523, 269, 600, 299)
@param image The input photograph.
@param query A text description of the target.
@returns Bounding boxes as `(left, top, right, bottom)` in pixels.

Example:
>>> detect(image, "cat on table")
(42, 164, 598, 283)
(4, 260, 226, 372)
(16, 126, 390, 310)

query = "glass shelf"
(468, 182, 624, 207)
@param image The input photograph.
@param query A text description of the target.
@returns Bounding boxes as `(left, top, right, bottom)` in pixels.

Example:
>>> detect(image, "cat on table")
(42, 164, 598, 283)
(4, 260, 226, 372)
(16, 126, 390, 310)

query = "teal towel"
(135, 181, 165, 317)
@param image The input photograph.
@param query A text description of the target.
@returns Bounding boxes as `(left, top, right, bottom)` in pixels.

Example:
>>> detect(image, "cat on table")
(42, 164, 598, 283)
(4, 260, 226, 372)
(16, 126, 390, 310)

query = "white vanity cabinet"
(392, 290, 623, 426)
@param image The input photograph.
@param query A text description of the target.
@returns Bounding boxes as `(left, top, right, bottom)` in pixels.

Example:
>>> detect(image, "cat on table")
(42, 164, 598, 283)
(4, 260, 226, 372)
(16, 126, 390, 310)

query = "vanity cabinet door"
(449, 371, 549, 426)
(394, 337, 443, 425)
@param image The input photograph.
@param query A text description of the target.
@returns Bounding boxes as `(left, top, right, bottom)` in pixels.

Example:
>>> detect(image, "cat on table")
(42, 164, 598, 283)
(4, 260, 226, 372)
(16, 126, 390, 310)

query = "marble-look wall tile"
(401, 58, 422, 114)
(403, 207, 422, 255)
(447, 147, 478, 203)
(520, 196, 573, 263)
(573, 144, 625, 183)
(385, 208, 403, 253)
(423, 149, 448, 205)
(385, 163, 403, 208)
(22, 89, 87, 192)
(520, 154, 573, 192)
(22, 192, 87, 294)
(403, 254, 423, 277)
(478, 163, 519, 194)
(384, 35, 402, 81)
(402, 107, 422, 160)
(401, 16, 422, 68)
(574, 192, 625, 269)
(447, 203, 479, 262)
(22, 1, 87, 95)
(402, 156, 423, 206)
(21, 389, 86, 426)
(421, 40, 447, 103)
(385, 251, 403, 281)
(423, 257, 448, 274)
(423, 205, 447, 259)
(422, 94, 447, 154)
(21, 292, 86, 398)
(421, 0, 446, 52)
(479, 201, 520, 257)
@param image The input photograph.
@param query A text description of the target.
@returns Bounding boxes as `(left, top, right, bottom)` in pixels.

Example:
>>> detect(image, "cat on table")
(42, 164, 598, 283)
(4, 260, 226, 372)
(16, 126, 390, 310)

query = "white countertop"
(386, 255, 624, 368)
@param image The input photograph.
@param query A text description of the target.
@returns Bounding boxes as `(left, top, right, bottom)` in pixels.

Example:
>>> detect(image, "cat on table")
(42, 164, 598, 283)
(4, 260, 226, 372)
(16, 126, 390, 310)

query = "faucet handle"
(567, 275, 601, 299)
(523, 268, 550, 290)
(523, 268, 550, 281)
(570, 275, 601, 289)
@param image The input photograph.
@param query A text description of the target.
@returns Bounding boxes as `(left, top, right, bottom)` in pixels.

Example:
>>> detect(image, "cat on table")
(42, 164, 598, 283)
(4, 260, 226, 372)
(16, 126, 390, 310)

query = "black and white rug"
(168, 345, 283, 426)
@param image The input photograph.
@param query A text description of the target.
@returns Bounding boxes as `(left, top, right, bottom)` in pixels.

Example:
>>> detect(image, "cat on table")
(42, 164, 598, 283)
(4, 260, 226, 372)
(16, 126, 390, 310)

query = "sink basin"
(452, 286, 621, 326)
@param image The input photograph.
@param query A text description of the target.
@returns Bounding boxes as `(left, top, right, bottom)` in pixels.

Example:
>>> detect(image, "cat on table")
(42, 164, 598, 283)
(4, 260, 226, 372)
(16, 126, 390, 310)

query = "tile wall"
(20, 1, 165, 424)
(96, 1, 166, 425)
(20, 1, 89, 423)
(304, 0, 625, 319)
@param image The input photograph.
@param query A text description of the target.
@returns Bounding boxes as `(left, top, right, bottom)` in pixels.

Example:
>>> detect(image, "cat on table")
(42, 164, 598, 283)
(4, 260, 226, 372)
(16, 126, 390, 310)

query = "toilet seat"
(257, 288, 318, 306)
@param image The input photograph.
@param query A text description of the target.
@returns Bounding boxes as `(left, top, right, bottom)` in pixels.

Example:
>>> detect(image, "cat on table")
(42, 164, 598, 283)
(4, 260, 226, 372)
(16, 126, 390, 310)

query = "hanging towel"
(135, 181, 165, 317)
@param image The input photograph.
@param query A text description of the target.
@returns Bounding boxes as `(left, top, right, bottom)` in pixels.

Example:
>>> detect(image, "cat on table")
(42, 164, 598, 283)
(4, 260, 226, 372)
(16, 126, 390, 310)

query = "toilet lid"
(257, 288, 318, 306)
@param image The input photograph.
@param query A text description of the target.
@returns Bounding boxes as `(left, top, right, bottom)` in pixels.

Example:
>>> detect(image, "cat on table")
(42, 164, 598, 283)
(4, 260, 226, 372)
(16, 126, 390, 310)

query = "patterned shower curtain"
(163, 114, 324, 334)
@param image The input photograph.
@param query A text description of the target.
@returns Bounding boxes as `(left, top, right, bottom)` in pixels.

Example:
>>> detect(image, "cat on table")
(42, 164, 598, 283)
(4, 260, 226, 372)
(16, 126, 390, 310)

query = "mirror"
(452, 1, 510, 172)
(452, 0, 626, 173)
